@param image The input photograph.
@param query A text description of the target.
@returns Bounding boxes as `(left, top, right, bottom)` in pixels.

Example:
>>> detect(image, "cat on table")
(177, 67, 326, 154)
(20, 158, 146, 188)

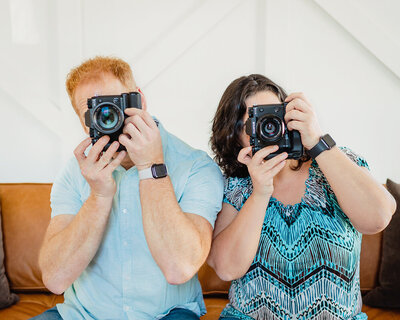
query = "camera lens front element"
(258, 116, 283, 142)
(99, 106, 118, 129)
(93, 103, 124, 134)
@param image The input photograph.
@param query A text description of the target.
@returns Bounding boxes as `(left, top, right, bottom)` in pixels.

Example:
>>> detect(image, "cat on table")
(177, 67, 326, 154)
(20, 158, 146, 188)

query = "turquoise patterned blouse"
(221, 148, 369, 320)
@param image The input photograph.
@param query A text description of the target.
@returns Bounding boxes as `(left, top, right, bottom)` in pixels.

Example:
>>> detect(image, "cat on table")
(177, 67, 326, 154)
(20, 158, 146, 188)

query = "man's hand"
(74, 136, 126, 199)
(119, 108, 164, 170)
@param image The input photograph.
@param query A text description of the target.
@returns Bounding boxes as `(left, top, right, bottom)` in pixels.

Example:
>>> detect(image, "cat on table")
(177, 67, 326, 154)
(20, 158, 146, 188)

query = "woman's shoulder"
(224, 175, 252, 189)
(223, 175, 253, 211)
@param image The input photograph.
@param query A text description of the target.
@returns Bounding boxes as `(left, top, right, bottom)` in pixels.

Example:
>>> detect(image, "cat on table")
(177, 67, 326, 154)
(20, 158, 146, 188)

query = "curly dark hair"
(210, 74, 310, 178)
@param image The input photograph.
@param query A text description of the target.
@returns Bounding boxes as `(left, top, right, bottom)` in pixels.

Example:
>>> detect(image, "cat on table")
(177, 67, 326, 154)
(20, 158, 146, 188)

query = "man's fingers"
(74, 137, 92, 163)
(130, 115, 151, 135)
(124, 107, 143, 117)
(140, 111, 158, 129)
(118, 133, 131, 149)
(95, 141, 120, 170)
(125, 108, 157, 129)
(237, 147, 252, 165)
(104, 150, 126, 174)
(87, 136, 110, 162)
(123, 123, 142, 142)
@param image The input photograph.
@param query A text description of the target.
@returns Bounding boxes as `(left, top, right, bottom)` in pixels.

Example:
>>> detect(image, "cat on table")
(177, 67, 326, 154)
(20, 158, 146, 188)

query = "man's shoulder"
(53, 156, 85, 186)
(163, 128, 214, 165)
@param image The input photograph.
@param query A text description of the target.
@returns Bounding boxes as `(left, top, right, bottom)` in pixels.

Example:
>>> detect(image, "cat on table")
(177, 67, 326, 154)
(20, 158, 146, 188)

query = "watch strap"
(138, 167, 154, 180)
(308, 134, 336, 159)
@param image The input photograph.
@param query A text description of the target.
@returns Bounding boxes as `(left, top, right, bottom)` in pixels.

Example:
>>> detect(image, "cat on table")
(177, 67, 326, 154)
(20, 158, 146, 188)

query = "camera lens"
(93, 103, 124, 134)
(98, 106, 118, 129)
(258, 116, 282, 142)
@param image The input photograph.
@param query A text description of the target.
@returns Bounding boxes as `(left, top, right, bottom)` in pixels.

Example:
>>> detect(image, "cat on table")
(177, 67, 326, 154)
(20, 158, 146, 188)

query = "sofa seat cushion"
(1, 294, 400, 319)
(0, 293, 63, 320)
(202, 297, 227, 319)
(201, 298, 400, 319)
(361, 304, 400, 319)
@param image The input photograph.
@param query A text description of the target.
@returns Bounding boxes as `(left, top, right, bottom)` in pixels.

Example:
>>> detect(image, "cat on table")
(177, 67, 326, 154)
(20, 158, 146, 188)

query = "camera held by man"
(84, 91, 142, 151)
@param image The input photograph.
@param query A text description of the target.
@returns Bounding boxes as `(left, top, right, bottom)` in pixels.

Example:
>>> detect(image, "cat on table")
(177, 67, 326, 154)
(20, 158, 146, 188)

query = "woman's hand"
(284, 92, 323, 150)
(237, 145, 287, 198)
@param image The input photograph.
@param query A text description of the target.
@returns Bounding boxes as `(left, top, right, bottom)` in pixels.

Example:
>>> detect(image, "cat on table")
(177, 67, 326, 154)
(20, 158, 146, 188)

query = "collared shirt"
(50, 121, 224, 320)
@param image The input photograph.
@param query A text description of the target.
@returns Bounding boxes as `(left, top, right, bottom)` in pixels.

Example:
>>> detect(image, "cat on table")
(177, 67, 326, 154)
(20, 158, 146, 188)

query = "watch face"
(152, 164, 168, 178)
(322, 134, 336, 148)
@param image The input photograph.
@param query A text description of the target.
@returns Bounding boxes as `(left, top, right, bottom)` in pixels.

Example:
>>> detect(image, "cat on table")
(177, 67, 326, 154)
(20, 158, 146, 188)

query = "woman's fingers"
(285, 109, 307, 124)
(237, 146, 253, 165)
(261, 152, 288, 172)
(267, 158, 287, 177)
(252, 145, 279, 164)
(285, 92, 311, 106)
(285, 98, 311, 114)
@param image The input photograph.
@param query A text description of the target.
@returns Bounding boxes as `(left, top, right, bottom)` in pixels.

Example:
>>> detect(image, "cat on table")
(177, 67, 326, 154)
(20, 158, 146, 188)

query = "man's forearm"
(140, 177, 208, 285)
(39, 194, 112, 294)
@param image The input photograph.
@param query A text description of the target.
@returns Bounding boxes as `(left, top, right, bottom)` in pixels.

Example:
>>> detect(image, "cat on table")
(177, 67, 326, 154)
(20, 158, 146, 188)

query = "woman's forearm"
(316, 146, 396, 234)
(208, 193, 269, 281)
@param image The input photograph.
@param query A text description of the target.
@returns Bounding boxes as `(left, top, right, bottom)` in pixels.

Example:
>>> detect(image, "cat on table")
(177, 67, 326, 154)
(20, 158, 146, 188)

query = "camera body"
(245, 103, 304, 160)
(84, 92, 142, 151)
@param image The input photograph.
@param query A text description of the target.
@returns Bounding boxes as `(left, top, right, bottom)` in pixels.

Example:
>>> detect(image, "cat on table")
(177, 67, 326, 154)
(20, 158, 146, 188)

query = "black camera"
(245, 103, 304, 160)
(84, 92, 142, 151)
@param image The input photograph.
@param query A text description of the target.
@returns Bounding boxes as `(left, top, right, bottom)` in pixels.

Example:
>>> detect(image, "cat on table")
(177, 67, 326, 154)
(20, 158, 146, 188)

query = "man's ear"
(137, 87, 147, 111)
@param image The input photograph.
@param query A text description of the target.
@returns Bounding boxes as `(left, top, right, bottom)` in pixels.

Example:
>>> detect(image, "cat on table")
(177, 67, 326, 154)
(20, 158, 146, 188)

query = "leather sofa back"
(0, 183, 51, 292)
(0, 183, 382, 294)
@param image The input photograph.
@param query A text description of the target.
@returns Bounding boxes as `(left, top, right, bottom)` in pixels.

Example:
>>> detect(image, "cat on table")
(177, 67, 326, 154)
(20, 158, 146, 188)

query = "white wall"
(1, 0, 399, 183)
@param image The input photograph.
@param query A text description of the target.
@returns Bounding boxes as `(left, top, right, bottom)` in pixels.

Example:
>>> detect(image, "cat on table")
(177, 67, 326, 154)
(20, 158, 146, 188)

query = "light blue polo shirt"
(50, 121, 224, 320)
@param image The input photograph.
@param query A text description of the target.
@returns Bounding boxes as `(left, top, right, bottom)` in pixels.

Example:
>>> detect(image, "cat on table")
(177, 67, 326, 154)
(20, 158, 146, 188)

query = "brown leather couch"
(0, 183, 399, 320)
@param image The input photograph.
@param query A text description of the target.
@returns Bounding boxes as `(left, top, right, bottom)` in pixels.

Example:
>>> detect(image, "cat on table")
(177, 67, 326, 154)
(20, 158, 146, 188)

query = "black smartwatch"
(307, 134, 336, 159)
(138, 164, 168, 180)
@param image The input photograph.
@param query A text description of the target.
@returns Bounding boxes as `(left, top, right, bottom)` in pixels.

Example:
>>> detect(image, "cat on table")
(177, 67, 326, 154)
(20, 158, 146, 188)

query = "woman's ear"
(137, 87, 147, 111)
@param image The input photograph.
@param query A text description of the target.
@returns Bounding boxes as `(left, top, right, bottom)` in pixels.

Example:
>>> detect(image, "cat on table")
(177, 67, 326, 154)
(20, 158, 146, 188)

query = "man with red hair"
(33, 56, 223, 320)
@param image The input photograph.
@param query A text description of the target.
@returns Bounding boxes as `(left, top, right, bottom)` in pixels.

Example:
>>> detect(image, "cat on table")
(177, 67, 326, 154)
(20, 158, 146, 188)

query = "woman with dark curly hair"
(207, 74, 395, 320)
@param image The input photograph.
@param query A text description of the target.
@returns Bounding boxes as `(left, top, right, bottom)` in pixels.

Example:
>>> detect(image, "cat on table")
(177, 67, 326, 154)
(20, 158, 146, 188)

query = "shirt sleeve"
(339, 146, 369, 170)
(50, 157, 84, 218)
(223, 176, 252, 212)
(178, 154, 224, 229)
